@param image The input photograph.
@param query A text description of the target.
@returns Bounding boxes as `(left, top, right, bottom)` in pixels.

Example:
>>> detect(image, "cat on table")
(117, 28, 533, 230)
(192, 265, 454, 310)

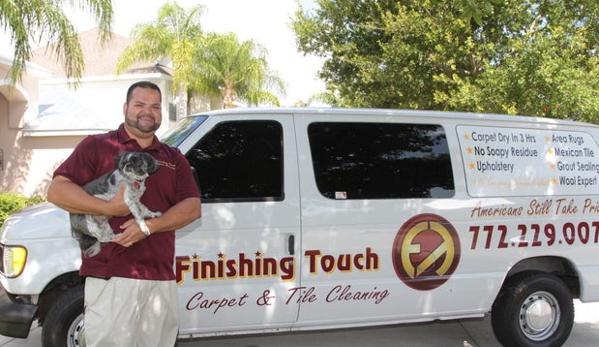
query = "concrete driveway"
(2, 300, 598, 347)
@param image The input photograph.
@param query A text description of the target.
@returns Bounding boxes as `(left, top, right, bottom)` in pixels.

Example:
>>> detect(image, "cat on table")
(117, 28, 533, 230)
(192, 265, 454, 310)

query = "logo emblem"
(392, 213, 461, 291)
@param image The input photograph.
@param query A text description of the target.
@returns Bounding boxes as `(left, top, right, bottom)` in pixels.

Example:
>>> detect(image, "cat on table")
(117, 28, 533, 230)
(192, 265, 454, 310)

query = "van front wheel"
(42, 285, 85, 347)
(491, 271, 574, 347)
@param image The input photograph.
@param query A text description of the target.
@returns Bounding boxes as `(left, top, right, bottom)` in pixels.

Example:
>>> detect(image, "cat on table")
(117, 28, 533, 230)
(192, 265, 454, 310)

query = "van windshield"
(161, 115, 208, 147)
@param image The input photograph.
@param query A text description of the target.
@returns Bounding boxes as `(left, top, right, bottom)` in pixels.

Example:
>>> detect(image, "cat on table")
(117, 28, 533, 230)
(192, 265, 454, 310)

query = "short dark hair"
(126, 81, 162, 103)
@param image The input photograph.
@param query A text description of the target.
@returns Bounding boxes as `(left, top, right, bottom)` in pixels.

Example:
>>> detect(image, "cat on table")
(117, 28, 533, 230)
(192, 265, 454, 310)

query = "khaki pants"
(84, 277, 178, 347)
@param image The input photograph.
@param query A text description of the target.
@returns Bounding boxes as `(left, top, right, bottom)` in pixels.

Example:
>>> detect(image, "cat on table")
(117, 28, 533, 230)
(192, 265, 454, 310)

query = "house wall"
(189, 93, 224, 114)
(1, 134, 84, 197)
(0, 63, 59, 198)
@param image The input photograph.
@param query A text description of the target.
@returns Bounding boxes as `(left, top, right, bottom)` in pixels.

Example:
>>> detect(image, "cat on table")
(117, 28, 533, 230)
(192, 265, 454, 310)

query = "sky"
(1, 0, 326, 107)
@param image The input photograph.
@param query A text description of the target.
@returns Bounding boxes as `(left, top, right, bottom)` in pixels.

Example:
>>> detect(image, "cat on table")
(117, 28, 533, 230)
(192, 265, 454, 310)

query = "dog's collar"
(133, 180, 142, 189)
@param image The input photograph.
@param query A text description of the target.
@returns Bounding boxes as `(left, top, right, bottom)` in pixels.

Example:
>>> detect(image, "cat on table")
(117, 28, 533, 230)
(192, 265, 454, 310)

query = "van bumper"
(0, 284, 37, 338)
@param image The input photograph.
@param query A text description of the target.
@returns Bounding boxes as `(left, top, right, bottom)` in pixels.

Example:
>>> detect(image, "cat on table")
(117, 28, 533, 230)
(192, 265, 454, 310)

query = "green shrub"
(0, 193, 45, 228)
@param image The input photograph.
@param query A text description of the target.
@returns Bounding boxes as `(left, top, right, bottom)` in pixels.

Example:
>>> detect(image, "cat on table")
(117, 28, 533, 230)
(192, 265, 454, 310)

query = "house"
(0, 28, 191, 197)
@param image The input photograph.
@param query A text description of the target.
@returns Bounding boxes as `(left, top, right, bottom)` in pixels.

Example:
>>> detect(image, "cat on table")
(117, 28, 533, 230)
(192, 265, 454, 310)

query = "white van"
(2, 108, 599, 347)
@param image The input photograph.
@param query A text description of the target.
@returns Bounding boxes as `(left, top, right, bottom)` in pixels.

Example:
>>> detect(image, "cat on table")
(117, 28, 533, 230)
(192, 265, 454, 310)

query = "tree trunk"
(176, 82, 187, 120)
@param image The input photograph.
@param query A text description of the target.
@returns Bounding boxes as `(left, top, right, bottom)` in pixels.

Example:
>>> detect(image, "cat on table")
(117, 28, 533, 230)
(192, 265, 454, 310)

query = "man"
(47, 81, 201, 347)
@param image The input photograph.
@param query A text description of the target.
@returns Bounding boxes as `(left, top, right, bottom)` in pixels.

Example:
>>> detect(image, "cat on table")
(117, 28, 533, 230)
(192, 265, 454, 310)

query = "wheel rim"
(67, 313, 85, 347)
(519, 291, 560, 341)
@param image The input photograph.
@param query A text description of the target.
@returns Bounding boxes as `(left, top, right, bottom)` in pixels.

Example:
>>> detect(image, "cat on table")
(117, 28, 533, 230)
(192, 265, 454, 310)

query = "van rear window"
(308, 122, 455, 200)
(457, 125, 599, 197)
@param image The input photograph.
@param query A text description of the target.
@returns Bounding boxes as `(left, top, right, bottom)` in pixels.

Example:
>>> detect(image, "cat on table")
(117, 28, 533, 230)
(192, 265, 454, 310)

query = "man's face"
(123, 87, 162, 137)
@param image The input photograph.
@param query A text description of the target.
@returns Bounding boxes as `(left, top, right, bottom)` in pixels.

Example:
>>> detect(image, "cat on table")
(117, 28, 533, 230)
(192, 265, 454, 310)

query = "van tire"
(42, 285, 85, 347)
(491, 271, 574, 347)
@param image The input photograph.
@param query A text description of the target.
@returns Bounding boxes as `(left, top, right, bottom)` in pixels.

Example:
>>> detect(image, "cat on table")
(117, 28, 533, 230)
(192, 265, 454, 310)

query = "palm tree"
(116, 2, 205, 119)
(192, 32, 285, 108)
(0, 0, 114, 85)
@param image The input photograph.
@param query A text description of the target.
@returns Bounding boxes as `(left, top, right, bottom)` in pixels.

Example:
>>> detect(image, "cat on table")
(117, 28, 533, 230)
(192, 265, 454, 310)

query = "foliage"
(191, 32, 285, 108)
(117, 2, 285, 110)
(116, 2, 205, 94)
(0, 0, 114, 85)
(0, 192, 44, 227)
(292, 0, 599, 122)
(116, 2, 205, 117)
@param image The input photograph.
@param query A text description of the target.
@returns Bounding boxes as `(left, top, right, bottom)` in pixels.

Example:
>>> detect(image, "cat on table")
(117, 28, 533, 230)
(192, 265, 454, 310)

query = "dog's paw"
(84, 242, 102, 258)
(144, 211, 162, 218)
(96, 232, 118, 243)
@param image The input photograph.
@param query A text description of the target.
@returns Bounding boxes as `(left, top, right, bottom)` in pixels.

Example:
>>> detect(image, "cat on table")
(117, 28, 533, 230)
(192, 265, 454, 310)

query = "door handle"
(288, 234, 295, 255)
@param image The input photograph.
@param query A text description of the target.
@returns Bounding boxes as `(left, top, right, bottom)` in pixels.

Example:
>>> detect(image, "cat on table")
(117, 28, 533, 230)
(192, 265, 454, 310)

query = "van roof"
(191, 107, 598, 128)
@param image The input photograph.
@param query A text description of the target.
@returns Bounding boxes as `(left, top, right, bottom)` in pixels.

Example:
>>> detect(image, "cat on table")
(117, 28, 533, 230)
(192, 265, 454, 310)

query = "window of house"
(308, 122, 455, 200)
(186, 120, 283, 202)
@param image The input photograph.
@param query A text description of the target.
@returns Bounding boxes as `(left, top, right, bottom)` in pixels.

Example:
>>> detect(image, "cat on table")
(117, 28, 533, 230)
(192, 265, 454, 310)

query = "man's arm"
(148, 197, 202, 232)
(113, 197, 201, 246)
(47, 175, 130, 216)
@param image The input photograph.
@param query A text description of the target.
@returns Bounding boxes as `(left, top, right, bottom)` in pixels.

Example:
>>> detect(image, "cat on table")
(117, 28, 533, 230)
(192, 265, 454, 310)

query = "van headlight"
(1, 245, 27, 278)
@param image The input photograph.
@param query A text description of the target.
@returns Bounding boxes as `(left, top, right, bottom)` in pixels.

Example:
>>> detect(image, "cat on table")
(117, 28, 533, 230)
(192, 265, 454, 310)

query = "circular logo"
(392, 213, 461, 291)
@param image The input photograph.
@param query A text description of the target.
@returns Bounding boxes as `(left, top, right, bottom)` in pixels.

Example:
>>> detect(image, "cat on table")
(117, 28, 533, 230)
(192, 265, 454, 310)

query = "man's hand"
(111, 197, 201, 248)
(106, 184, 131, 217)
(48, 176, 130, 216)
(112, 218, 149, 247)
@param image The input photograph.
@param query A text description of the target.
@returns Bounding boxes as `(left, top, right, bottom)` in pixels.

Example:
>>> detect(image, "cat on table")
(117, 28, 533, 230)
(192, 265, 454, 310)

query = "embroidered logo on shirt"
(157, 160, 176, 170)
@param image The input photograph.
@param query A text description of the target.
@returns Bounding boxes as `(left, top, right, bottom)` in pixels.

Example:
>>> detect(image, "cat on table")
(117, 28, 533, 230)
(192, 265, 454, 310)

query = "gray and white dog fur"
(70, 151, 162, 257)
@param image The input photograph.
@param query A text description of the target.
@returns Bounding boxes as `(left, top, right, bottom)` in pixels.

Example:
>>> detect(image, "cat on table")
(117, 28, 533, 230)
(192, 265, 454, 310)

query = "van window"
(308, 122, 454, 199)
(161, 115, 208, 147)
(457, 125, 599, 197)
(186, 120, 284, 202)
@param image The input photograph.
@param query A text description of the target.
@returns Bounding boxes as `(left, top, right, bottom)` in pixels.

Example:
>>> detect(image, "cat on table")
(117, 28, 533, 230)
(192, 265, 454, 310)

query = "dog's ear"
(115, 152, 129, 171)
(144, 153, 159, 173)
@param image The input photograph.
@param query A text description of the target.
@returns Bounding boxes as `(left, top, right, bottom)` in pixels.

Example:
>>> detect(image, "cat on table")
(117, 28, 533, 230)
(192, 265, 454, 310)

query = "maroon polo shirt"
(53, 124, 200, 280)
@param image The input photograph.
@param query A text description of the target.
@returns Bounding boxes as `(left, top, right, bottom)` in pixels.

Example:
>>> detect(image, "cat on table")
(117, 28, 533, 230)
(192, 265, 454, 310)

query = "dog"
(70, 151, 162, 257)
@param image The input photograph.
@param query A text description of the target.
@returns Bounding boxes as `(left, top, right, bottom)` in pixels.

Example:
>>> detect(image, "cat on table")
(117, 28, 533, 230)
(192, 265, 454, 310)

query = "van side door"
(293, 114, 461, 327)
(174, 115, 301, 335)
